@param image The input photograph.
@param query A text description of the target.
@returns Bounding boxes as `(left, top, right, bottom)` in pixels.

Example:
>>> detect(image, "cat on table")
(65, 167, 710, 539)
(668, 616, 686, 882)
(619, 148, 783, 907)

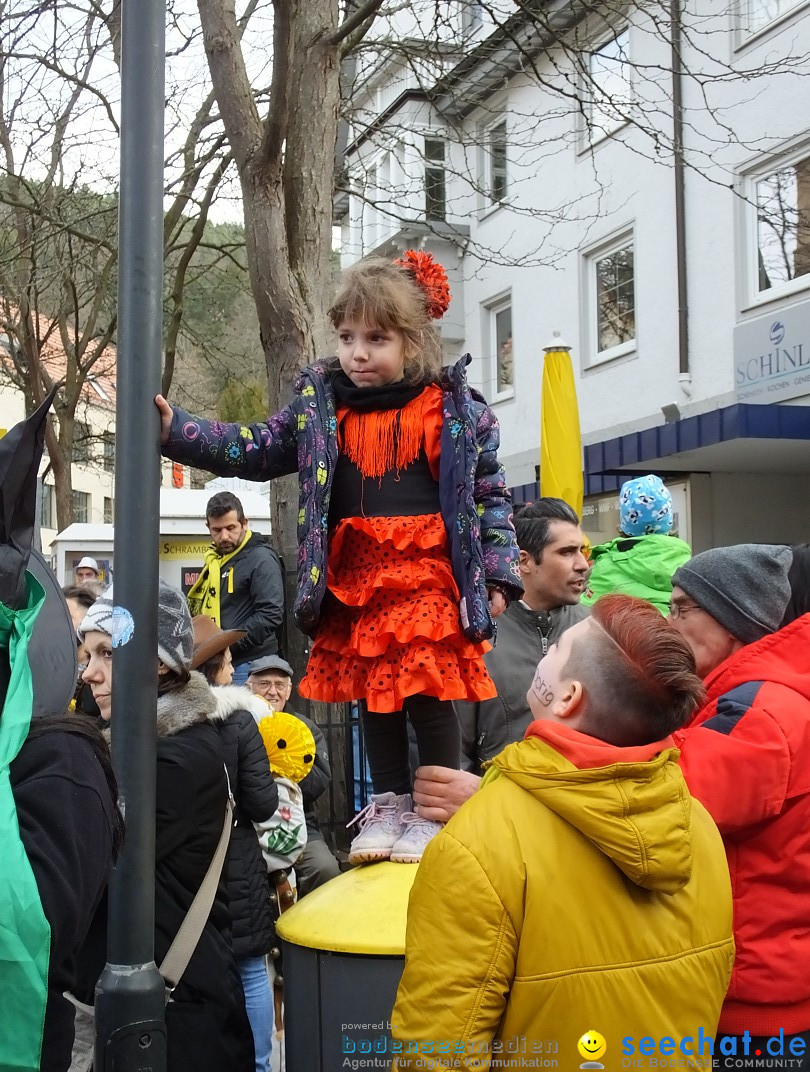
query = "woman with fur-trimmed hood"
(191, 614, 281, 1072)
(77, 582, 254, 1072)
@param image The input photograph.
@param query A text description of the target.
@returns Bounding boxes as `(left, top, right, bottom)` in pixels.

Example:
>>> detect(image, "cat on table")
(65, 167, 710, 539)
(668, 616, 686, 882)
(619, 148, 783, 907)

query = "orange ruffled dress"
(299, 384, 496, 714)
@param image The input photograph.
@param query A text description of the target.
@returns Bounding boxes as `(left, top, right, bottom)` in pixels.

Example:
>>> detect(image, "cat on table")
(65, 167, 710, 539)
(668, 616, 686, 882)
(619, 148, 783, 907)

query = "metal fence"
(298, 698, 373, 855)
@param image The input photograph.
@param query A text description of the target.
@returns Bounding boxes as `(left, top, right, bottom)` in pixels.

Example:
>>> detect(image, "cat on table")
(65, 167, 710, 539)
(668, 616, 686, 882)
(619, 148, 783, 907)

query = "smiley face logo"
(577, 1030, 607, 1067)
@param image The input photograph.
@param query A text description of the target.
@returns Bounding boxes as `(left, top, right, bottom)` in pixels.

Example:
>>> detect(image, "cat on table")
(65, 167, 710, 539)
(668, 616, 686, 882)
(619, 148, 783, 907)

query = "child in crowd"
(582, 473, 691, 614)
(391, 595, 734, 1068)
(255, 711, 314, 882)
(157, 252, 521, 863)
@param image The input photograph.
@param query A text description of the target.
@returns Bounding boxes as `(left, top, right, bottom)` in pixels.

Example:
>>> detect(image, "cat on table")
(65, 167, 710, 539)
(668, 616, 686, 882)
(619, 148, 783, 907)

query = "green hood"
(0, 390, 61, 1070)
(582, 533, 691, 613)
(0, 573, 51, 1070)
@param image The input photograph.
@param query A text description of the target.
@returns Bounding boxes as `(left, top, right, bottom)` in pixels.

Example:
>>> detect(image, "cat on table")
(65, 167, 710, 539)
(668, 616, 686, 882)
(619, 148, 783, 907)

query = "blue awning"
(509, 402, 810, 503)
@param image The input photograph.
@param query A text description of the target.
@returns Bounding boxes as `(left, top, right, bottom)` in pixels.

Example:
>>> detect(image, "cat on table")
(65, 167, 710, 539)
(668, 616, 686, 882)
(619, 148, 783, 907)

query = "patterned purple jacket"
(164, 355, 522, 642)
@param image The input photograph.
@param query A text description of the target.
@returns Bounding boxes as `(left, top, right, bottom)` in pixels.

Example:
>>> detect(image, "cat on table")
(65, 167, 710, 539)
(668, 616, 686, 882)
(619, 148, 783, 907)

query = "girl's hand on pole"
(155, 395, 173, 446)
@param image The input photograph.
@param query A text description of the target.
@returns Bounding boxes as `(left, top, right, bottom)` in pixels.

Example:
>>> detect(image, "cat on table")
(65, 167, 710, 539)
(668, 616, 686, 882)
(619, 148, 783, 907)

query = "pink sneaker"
(347, 792, 411, 865)
(389, 811, 443, 864)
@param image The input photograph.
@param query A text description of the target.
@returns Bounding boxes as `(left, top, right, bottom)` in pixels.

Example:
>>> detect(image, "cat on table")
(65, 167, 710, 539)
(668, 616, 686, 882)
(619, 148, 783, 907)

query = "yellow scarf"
(187, 528, 252, 623)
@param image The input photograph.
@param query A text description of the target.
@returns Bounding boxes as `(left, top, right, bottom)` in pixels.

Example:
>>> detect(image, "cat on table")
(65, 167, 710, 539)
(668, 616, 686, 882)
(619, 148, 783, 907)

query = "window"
(102, 432, 115, 472)
(585, 30, 631, 142)
(73, 421, 92, 465)
(486, 298, 514, 396)
(755, 152, 810, 294)
(485, 121, 507, 206)
(0, 332, 18, 358)
(461, 1, 484, 34)
(40, 483, 55, 529)
(743, 0, 804, 34)
(89, 377, 110, 401)
(424, 138, 446, 222)
(104, 496, 114, 524)
(586, 234, 636, 363)
(72, 490, 90, 523)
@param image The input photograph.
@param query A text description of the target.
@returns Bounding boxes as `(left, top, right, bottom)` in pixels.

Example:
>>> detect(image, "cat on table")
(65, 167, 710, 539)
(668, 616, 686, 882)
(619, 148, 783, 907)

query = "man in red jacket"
(669, 543, 810, 1070)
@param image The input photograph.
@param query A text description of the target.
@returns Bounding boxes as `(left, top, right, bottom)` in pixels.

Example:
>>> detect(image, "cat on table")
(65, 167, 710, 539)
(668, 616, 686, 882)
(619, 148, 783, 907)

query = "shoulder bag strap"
(160, 769, 234, 995)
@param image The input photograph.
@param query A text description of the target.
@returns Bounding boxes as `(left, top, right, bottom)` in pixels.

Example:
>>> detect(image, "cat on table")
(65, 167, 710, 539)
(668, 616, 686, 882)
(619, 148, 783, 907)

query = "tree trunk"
(198, 0, 354, 841)
(53, 442, 73, 532)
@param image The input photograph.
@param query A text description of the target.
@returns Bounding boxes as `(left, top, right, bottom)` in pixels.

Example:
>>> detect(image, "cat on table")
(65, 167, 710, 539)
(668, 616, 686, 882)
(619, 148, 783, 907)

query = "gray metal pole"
(94, 0, 168, 1062)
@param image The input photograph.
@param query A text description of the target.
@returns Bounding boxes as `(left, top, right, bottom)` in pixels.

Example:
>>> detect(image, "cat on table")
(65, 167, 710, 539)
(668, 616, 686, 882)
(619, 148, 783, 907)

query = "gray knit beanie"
(672, 544, 793, 644)
(78, 579, 193, 673)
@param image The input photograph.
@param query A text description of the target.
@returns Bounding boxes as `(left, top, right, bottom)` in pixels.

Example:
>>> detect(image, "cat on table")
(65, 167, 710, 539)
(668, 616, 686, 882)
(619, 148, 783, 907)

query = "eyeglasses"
(668, 602, 701, 619)
(250, 678, 290, 692)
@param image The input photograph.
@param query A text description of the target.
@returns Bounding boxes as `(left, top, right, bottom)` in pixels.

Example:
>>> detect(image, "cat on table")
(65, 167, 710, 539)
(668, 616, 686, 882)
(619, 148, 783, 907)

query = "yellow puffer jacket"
(392, 736, 734, 1071)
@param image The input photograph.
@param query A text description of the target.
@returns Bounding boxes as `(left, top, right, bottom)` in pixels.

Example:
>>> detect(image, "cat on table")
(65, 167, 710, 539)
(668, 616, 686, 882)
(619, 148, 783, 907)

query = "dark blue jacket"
(165, 356, 522, 642)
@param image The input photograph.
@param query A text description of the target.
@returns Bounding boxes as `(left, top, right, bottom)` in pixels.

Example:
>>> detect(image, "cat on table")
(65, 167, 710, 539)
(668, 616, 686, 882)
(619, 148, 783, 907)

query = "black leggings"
(361, 694, 461, 795)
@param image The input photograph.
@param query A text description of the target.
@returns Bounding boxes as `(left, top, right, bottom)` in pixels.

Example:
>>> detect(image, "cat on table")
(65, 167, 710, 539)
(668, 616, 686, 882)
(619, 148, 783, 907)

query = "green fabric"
(581, 534, 692, 615)
(0, 573, 51, 1071)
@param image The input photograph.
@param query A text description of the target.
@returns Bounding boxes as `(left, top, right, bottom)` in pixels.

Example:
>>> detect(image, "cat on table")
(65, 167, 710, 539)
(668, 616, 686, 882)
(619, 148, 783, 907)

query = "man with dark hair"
(392, 594, 734, 1069)
(187, 491, 285, 685)
(511, 497, 580, 561)
(453, 497, 589, 772)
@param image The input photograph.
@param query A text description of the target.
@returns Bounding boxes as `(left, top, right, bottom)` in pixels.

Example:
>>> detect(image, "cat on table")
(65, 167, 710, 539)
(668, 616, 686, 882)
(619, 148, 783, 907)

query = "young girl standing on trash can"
(157, 252, 521, 865)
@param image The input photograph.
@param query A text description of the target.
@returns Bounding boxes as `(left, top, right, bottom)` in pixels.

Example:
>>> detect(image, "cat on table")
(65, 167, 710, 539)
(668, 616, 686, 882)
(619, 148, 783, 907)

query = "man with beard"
(188, 491, 285, 686)
(453, 498, 590, 773)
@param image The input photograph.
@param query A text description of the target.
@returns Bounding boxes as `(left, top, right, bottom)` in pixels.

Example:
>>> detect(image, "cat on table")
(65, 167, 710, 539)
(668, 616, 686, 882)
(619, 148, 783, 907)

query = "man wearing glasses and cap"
(247, 656, 340, 894)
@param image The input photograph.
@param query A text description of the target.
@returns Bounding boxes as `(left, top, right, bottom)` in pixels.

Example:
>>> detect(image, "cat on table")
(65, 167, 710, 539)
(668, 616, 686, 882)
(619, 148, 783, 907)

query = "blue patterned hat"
(619, 474, 673, 536)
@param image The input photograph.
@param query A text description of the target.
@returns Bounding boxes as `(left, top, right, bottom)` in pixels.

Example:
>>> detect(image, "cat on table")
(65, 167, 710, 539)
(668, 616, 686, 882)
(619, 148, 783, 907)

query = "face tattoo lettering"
(529, 664, 555, 708)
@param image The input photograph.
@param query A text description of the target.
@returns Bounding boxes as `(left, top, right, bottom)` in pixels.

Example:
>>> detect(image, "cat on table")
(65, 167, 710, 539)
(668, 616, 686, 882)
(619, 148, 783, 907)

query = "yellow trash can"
(276, 863, 417, 1071)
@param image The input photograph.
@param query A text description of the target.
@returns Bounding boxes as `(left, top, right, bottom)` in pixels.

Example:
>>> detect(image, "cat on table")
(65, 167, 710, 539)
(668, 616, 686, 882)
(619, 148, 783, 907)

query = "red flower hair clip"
(394, 250, 451, 319)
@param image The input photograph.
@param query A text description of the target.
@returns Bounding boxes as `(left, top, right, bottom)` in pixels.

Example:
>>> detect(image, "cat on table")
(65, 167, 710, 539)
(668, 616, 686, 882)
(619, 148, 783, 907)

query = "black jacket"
(10, 723, 117, 1072)
(218, 533, 285, 666)
(296, 708, 331, 838)
(210, 686, 279, 959)
(154, 675, 253, 1072)
(77, 674, 254, 1072)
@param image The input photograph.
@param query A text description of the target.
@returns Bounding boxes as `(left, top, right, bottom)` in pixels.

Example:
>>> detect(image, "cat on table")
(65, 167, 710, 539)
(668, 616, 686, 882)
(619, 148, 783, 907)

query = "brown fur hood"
(101, 670, 218, 742)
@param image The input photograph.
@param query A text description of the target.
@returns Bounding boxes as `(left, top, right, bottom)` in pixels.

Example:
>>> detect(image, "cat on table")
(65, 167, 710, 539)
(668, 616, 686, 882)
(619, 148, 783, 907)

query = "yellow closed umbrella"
(540, 331, 583, 519)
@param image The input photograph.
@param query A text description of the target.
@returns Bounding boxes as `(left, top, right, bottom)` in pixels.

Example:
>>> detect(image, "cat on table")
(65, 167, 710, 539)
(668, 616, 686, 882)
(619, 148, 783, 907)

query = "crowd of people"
(3, 248, 809, 1072)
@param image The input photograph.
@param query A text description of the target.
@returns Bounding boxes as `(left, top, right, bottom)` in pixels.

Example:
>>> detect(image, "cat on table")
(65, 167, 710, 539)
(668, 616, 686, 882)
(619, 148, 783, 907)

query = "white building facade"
(0, 352, 189, 560)
(338, 0, 810, 549)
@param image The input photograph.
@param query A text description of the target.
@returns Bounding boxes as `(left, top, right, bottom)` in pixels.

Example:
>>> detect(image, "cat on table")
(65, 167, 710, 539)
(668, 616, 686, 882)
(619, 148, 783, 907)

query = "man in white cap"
(74, 556, 100, 586)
